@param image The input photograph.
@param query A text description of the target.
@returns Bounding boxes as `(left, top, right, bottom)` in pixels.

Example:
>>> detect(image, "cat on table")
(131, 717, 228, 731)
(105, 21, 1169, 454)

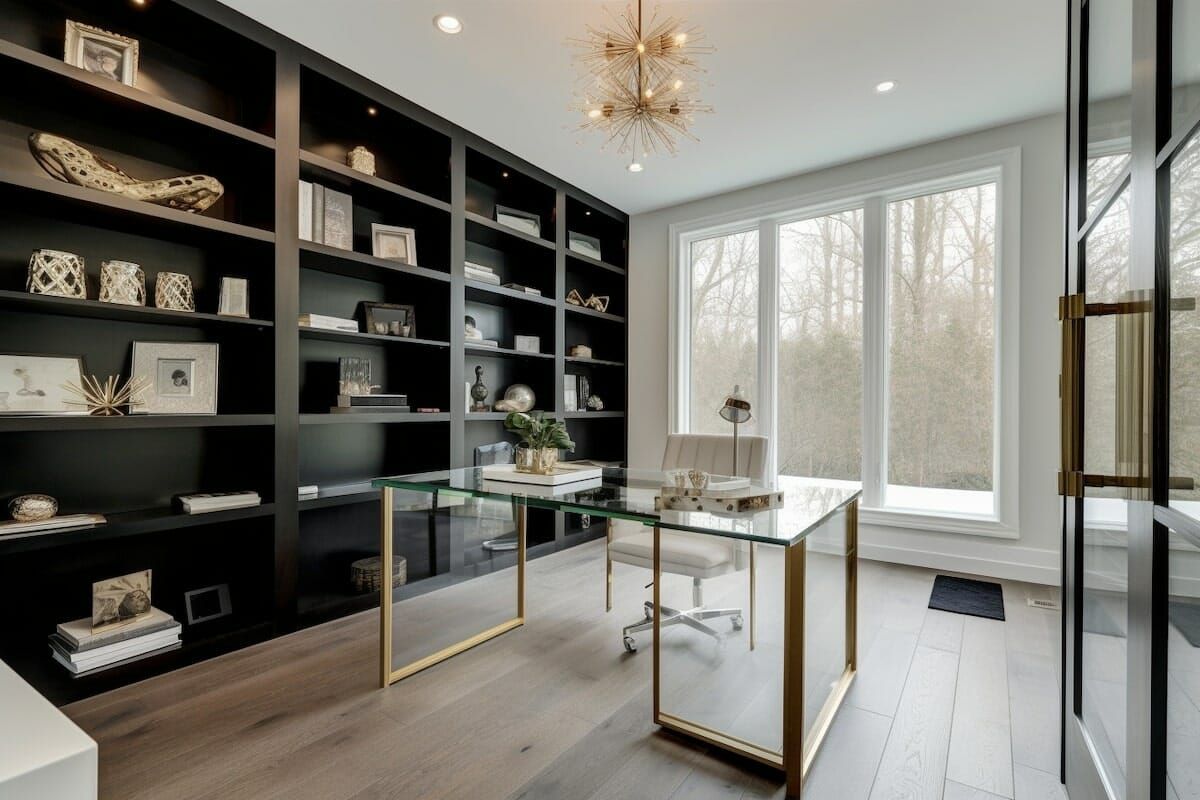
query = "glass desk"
(373, 468, 860, 797)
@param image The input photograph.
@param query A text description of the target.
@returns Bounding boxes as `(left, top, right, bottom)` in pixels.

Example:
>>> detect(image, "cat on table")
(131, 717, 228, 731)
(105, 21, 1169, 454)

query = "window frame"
(668, 148, 1021, 538)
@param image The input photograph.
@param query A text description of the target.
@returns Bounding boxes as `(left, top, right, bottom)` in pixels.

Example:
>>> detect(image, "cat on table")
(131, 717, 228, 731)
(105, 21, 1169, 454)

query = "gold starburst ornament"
(63, 374, 150, 416)
(571, 1, 713, 169)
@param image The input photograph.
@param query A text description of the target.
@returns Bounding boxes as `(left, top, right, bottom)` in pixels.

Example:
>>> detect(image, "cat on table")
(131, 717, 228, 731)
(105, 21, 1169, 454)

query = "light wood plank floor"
(64, 540, 1067, 800)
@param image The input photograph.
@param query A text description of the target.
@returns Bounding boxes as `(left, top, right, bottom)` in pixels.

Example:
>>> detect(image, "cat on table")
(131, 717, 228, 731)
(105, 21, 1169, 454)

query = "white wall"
(628, 113, 1065, 585)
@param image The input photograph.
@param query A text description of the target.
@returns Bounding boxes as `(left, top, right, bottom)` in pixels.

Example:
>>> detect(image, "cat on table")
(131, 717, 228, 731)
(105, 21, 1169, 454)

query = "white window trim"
(668, 148, 1021, 540)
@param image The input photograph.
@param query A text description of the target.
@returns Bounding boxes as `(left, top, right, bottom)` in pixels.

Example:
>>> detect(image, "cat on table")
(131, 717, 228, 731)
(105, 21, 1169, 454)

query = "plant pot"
(515, 446, 559, 474)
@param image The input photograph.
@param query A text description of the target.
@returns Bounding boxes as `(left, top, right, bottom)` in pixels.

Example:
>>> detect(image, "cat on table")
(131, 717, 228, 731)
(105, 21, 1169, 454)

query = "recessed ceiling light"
(875, 80, 897, 94)
(585, 210, 591, 215)
(627, 162, 644, 173)
(366, 106, 378, 116)
(501, 171, 509, 178)
(434, 14, 462, 34)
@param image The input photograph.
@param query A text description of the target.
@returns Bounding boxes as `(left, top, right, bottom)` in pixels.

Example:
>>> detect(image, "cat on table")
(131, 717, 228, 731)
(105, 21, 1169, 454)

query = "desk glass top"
(373, 468, 861, 546)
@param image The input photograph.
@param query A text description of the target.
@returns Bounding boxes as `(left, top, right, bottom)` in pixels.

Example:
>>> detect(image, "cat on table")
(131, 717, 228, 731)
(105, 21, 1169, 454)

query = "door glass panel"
(687, 230, 759, 435)
(1170, 135, 1200, 523)
(1081, 183, 1133, 798)
(1086, 0, 1132, 216)
(1168, 526, 1200, 800)
(1174, 0, 1200, 135)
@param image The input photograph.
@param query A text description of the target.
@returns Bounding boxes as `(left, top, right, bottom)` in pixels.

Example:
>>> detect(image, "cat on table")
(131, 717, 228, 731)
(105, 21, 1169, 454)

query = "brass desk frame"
(379, 486, 858, 798)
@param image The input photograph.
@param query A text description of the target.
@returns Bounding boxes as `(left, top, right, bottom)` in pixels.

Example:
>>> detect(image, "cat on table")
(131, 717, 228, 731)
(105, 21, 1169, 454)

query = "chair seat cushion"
(609, 530, 733, 573)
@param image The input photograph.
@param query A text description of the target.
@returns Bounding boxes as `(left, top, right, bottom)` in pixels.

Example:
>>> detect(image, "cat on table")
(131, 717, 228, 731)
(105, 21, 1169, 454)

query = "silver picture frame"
(64, 21, 139, 87)
(130, 341, 219, 415)
(495, 205, 541, 237)
(0, 352, 87, 416)
(371, 223, 417, 265)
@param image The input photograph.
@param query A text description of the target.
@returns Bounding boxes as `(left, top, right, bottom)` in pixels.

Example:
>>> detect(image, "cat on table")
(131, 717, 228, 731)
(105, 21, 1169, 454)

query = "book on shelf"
(177, 491, 261, 514)
(336, 394, 409, 408)
(577, 376, 590, 411)
(0, 513, 106, 538)
(564, 375, 578, 411)
(464, 261, 494, 274)
(51, 606, 181, 675)
(501, 283, 542, 296)
(298, 313, 359, 332)
(329, 406, 411, 414)
(465, 270, 502, 285)
(298, 180, 313, 241)
(298, 485, 319, 499)
(467, 339, 499, 348)
(56, 606, 177, 652)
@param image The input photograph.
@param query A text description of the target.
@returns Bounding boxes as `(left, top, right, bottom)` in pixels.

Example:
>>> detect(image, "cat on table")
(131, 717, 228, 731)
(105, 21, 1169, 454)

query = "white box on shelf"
(514, 335, 540, 353)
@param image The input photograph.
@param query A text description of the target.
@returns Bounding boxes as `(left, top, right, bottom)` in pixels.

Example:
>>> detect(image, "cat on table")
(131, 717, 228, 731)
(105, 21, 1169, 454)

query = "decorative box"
(346, 146, 376, 176)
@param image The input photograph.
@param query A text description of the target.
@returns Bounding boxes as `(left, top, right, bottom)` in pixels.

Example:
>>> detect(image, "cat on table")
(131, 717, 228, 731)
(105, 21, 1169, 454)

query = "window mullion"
(757, 219, 779, 478)
(862, 196, 888, 508)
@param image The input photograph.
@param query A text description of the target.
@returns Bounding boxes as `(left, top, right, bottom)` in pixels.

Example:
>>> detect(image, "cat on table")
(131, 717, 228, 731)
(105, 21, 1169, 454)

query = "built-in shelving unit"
(0, 0, 626, 705)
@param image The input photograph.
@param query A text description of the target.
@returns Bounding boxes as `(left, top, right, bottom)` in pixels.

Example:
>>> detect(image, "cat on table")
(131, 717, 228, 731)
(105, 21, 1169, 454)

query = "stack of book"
(502, 282, 542, 296)
(299, 313, 359, 332)
(0, 513, 105, 539)
(465, 261, 501, 285)
(333, 394, 410, 413)
(177, 491, 261, 514)
(50, 608, 181, 675)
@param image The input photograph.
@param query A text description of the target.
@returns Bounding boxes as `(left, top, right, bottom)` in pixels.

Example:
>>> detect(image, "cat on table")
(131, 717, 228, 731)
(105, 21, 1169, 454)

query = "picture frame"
(0, 353, 87, 416)
(64, 21, 139, 87)
(338, 357, 373, 397)
(130, 342, 219, 415)
(495, 205, 541, 237)
(568, 231, 603, 261)
(371, 223, 417, 265)
(217, 277, 249, 318)
(358, 301, 416, 338)
(92, 570, 152, 633)
(322, 187, 353, 251)
(184, 583, 232, 625)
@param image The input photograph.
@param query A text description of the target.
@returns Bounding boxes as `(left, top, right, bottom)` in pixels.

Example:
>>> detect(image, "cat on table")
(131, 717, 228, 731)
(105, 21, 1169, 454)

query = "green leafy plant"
(504, 411, 575, 452)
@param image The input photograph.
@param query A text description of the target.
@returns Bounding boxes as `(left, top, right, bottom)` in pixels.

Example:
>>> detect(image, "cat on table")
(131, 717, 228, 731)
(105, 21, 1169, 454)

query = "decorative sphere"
(9, 494, 57, 522)
(495, 384, 535, 412)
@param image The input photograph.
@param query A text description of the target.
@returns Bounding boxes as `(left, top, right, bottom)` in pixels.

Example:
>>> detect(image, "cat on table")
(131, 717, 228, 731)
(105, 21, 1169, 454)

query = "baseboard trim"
(858, 540, 1060, 586)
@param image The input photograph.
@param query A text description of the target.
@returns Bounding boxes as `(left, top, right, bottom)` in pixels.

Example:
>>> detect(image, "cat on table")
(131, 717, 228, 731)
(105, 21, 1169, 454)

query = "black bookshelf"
(0, 0, 627, 706)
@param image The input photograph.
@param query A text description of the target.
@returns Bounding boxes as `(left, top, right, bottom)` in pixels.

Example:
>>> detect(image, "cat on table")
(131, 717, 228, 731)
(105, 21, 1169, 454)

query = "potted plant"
(504, 411, 575, 474)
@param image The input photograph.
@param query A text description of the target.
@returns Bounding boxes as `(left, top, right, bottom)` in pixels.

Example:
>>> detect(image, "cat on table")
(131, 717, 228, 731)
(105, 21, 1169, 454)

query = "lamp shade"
(718, 384, 752, 424)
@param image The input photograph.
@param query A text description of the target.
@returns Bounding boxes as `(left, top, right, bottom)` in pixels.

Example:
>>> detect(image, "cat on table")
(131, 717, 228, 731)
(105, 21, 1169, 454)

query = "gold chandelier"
(571, 1, 713, 170)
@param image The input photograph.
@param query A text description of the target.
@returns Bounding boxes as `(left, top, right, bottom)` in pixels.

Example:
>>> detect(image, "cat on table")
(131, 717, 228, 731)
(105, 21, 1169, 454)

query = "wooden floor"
(64, 540, 1067, 800)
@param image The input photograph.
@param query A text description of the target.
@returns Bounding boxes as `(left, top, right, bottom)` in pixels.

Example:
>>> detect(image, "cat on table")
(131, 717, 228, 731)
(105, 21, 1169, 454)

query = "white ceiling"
(220, 0, 1065, 215)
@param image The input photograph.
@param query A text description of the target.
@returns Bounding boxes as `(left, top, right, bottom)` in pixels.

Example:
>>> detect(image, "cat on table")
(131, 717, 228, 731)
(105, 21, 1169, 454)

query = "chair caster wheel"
(644, 607, 653, 622)
(731, 615, 744, 630)
(623, 636, 637, 653)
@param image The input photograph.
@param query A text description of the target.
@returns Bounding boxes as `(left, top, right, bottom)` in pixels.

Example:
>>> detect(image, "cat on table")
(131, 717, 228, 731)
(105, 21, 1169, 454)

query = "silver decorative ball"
(9, 494, 57, 522)
(494, 384, 535, 413)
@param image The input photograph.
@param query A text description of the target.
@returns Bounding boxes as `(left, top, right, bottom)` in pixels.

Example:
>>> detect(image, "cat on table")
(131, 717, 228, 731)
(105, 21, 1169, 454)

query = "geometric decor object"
(62, 373, 150, 416)
(570, 0, 713, 168)
(346, 145, 376, 176)
(27, 249, 87, 299)
(154, 272, 194, 312)
(28, 132, 224, 214)
(98, 260, 146, 306)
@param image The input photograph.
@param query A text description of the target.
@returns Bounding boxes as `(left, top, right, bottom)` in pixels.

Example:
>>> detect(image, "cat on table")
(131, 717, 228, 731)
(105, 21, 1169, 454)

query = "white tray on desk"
(480, 463, 602, 486)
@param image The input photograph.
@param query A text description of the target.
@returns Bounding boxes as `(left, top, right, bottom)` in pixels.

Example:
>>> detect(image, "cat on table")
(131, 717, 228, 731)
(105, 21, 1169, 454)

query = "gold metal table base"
(379, 488, 859, 798)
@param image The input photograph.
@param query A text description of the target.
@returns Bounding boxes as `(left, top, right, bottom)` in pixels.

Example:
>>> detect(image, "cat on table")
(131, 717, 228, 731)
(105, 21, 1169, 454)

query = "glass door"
(1065, 0, 1200, 797)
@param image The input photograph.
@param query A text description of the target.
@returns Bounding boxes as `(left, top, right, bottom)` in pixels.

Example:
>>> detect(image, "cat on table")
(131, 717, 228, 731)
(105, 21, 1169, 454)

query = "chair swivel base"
(622, 600, 744, 652)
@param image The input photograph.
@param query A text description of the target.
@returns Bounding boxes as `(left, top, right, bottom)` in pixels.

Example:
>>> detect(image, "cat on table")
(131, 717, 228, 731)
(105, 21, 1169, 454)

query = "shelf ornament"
(63, 374, 150, 416)
(28, 132, 224, 214)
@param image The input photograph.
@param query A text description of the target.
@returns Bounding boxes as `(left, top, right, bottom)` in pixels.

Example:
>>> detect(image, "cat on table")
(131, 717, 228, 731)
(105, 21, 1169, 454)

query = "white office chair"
(608, 433, 769, 652)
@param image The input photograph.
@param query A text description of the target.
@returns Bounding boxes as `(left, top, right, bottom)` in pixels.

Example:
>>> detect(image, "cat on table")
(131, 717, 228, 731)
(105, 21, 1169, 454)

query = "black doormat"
(928, 575, 1006, 621)
(1171, 599, 1200, 647)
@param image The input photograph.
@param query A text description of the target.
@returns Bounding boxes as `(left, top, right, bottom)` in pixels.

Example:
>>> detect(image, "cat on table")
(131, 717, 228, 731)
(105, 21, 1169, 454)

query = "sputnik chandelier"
(571, 0, 713, 170)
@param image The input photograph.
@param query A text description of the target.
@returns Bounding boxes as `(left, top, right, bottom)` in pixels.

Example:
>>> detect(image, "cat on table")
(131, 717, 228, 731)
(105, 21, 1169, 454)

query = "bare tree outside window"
(777, 210, 864, 480)
(887, 183, 997, 514)
(688, 230, 758, 435)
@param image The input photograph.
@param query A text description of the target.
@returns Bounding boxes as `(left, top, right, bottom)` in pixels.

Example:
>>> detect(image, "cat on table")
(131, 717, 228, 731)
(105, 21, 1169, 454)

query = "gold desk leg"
(606, 518, 613, 612)
(847, 500, 858, 671)
(517, 500, 526, 620)
(652, 524, 661, 722)
(749, 541, 757, 651)
(379, 487, 394, 689)
(783, 539, 807, 797)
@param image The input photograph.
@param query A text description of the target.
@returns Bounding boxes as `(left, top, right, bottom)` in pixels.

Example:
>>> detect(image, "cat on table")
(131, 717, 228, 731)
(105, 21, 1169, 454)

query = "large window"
(672, 153, 1018, 529)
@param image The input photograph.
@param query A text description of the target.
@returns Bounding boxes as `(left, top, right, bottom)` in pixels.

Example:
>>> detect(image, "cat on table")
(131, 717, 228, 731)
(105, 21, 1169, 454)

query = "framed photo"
(359, 301, 416, 338)
(0, 353, 86, 416)
(495, 205, 541, 237)
(92, 570, 152, 633)
(371, 224, 417, 265)
(131, 342, 219, 415)
(322, 187, 353, 251)
(218, 277, 249, 318)
(338, 356, 373, 397)
(568, 231, 603, 261)
(64, 21, 139, 87)
(184, 583, 232, 625)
